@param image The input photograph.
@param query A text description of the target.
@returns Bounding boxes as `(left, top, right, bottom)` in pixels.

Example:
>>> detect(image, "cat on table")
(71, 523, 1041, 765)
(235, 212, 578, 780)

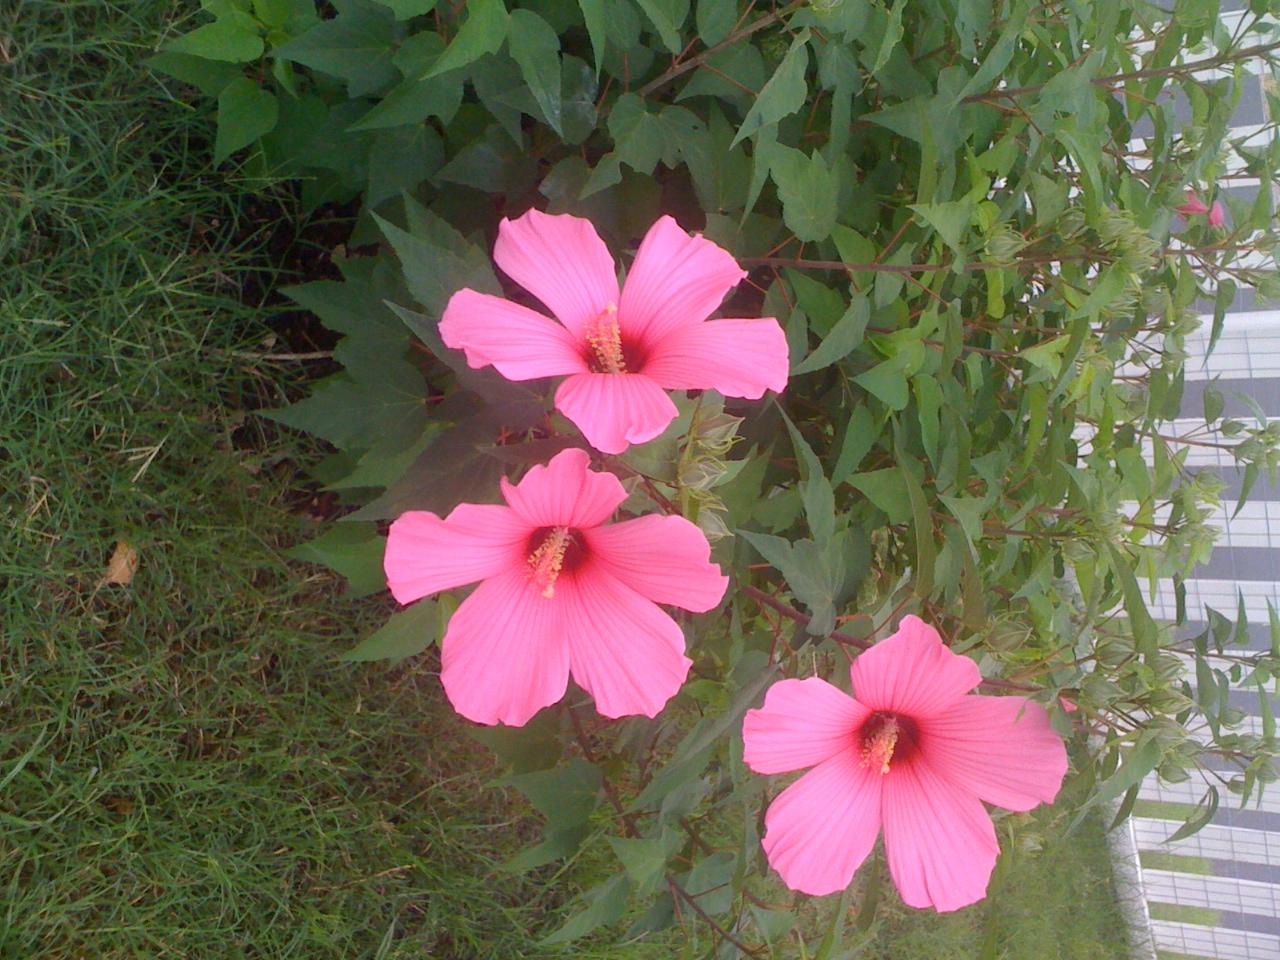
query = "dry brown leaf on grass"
(103, 540, 138, 586)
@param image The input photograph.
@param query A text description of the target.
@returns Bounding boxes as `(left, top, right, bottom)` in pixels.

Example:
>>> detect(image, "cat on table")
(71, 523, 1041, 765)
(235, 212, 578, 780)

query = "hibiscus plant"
(159, 0, 1280, 952)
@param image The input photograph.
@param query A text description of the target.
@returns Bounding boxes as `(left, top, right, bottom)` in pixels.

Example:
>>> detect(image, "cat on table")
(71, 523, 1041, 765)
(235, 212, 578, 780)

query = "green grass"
(1148, 904, 1222, 927)
(0, 3, 1132, 958)
(1135, 800, 1202, 820)
(0, 3, 592, 956)
(1140, 851, 1214, 876)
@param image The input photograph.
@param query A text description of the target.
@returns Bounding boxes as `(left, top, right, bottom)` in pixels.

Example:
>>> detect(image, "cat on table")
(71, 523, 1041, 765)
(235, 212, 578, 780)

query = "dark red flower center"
(525, 526, 586, 597)
(582, 303, 647, 374)
(856, 711, 920, 774)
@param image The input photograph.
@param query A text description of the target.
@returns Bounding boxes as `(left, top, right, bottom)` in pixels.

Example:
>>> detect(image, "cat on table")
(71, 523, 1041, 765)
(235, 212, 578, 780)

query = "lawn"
(1, 2, 1133, 957)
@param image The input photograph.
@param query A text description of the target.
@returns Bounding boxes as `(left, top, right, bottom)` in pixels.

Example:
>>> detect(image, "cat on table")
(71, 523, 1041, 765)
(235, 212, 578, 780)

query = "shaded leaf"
(341, 600, 438, 661)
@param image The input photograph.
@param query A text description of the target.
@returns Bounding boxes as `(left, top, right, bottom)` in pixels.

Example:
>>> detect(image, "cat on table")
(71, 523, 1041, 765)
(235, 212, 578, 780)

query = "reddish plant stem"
(668, 877, 765, 957)
(636, 0, 806, 98)
(742, 584, 871, 650)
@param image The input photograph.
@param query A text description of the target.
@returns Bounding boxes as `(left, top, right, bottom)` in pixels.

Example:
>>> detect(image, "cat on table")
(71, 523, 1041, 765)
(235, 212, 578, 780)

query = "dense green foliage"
(143, 0, 1280, 953)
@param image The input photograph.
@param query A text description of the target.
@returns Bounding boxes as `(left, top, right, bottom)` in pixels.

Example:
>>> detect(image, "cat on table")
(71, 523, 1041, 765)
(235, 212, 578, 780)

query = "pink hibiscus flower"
(742, 616, 1068, 912)
(439, 210, 789, 455)
(1208, 200, 1226, 228)
(383, 448, 728, 726)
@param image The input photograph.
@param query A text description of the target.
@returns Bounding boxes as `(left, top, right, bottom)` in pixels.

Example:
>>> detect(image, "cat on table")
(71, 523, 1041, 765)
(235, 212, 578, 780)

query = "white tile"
(1140, 770, 1280, 814)
(1151, 919, 1280, 960)
(1135, 819, 1280, 867)
(1145, 869, 1280, 917)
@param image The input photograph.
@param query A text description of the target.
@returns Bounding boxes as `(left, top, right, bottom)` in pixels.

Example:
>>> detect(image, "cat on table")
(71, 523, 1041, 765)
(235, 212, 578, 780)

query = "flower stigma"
(861, 715, 899, 775)
(585, 303, 626, 374)
(528, 526, 572, 598)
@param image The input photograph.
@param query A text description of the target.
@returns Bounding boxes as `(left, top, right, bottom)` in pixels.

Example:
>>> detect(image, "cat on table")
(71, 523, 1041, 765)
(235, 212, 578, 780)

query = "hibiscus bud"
(1208, 200, 1226, 228)
(1175, 190, 1209, 216)
(984, 224, 1028, 265)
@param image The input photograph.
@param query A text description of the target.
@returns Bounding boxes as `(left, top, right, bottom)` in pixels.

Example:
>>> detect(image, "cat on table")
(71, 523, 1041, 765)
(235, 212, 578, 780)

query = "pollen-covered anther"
(528, 526, 572, 598)
(585, 303, 626, 374)
(861, 716, 899, 775)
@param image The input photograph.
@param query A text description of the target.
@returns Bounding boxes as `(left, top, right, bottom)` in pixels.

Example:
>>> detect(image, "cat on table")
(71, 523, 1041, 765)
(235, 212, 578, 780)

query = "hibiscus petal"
(384, 504, 530, 603)
(560, 568, 691, 719)
(494, 209, 620, 338)
(439, 289, 588, 380)
(554, 372, 678, 455)
(618, 216, 747, 348)
(500, 448, 627, 530)
(921, 696, 1068, 812)
(881, 760, 999, 912)
(439, 569, 570, 726)
(1176, 190, 1209, 215)
(583, 515, 728, 613)
(743, 677, 869, 775)
(760, 750, 883, 896)
(643, 318, 789, 399)
(850, 615, 980, 718)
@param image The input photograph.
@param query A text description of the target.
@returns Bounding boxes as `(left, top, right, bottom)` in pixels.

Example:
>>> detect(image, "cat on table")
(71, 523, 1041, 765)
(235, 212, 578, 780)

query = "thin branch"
(741, 584, 871, 649)
(962, 39, 1280, 104)
(667, 876, 764, 957)
(636, 0, 806, 98)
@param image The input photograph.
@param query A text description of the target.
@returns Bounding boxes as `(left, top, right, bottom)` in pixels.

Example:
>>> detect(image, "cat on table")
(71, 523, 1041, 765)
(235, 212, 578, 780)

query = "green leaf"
(634, 0, 690, 53)
(854, 357, 910, 410)
(794, 294, 869, 374)
(731, 29, 809, 147)
(429, 0, 510, 77)
(848, 468, 910, 524)
(1106, 544, 1157, 658)
(508, 10, 563, 135)
(908, 199, 973, 257)
(341, 600, 438, 661)
(577, 0, 607, 74)
(833, 406, 877, 485)
(349, 73, 463, 131)
(375, 0, 437, 18)
(751, 906, 795, 944)
(784, 416, 836, 544)
(469, 710, 562, 774)
(541, 874, 631, 944)
(286, 522, 387, 597)
(1166, 786, 1220, 843)
(147, 52, 242, 96)
(1209, 278, 1236, 357)
(274, 4, 401, 97)
(374, 210, 500, 316)
(215, 78, 279, 163)
(266, 368, 427, 450)
(503, 757, 603, 830)
(165, 12, 264, 62)
(1019, 337, 1069, 378)
(902, 462, 936, 597)
(608, 830, 682, 897)
(913, 375, 942, 464)
(366, 124, 444, 205)
(1084, 737, 1164, 813)
(869, 0, 906, 75)
(771, 146, 838, 243)
(740, 531, 845, 636)
(681, 851, 736, 915)
(695, 0, 735, 45)
(939, 495, 985, 552)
